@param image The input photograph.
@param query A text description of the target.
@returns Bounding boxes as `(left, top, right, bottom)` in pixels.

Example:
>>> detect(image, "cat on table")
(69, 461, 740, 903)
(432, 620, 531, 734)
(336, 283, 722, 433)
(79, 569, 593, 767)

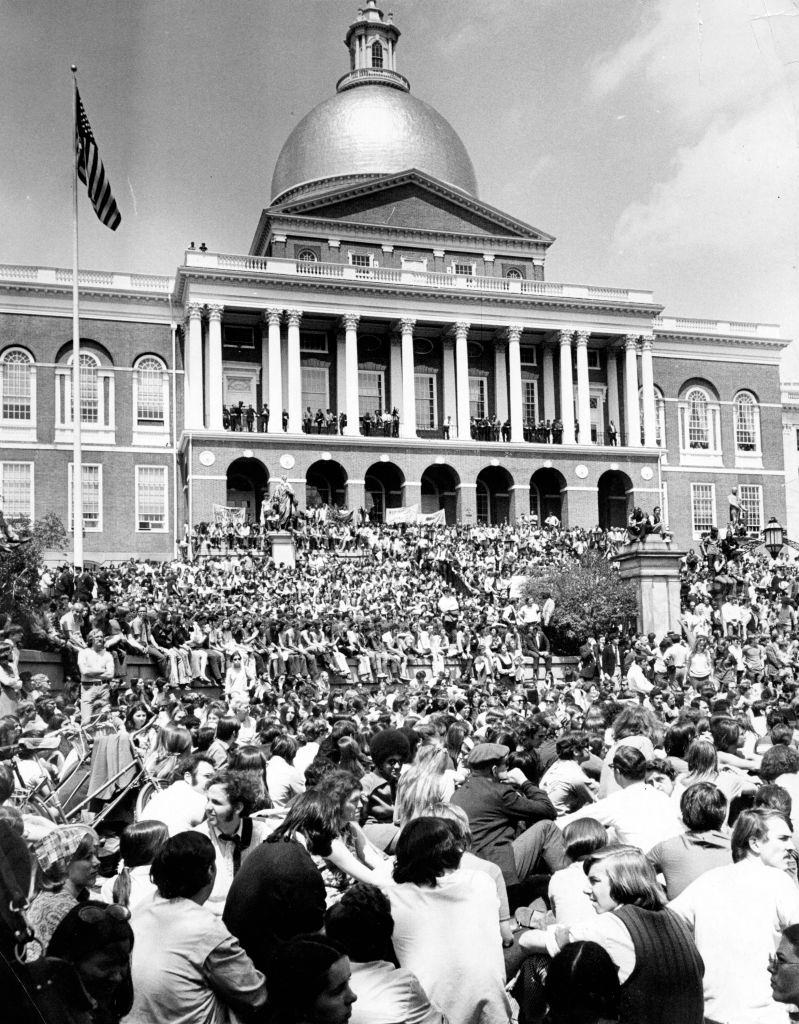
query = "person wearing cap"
(450, 742, 565, 890)
(77, 628, 115, 726)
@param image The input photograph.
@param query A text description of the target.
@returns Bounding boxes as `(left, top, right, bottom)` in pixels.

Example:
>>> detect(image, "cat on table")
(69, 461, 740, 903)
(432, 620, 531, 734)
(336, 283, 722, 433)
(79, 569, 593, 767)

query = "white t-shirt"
(143, 779, 207, 836)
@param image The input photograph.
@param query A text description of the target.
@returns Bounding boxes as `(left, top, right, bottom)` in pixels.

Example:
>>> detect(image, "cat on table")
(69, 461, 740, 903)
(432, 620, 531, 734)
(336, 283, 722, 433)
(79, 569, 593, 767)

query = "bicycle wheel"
(17, 795, 61, 823)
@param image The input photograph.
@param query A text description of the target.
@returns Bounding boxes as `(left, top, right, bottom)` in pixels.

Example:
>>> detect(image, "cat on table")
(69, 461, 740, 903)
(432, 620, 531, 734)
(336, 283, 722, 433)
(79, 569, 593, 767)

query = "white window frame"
(400, 256, 428, 272)
(358, 369, 385, 418)
(300, 333, 328, 354)
(469, 376, 487, 419)
(301, 365, 330, 416)
(67, 463, 103, 533)
(0, 462, 33, 522)
(587, 349, 600, 370)
(135, 465, 168, 533)
(55, 353, 115, 444)
(678, 387, 722, 466)
(522, 378, 538, 426)
(738, 484, 763, 535)
(296, 249, 318, 263)
(450, 261, 476, 276)
(690, 482, 716, 538)
(132, 355, 169, 445)
(639, 385, 667, 449)
(414, 372, 438, 430)
(520, 346, 537, 367)
(733, 390, 762, 466)
(0, 348, 37, 442)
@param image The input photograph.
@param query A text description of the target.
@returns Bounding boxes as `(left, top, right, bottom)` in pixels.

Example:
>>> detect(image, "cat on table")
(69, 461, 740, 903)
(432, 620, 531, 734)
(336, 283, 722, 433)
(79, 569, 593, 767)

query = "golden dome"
(270, 84, 478, 203)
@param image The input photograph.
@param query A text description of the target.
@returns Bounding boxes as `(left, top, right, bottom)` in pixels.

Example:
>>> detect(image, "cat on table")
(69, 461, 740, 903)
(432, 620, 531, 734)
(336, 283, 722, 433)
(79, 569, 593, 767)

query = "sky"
(3, 0, 799, 374)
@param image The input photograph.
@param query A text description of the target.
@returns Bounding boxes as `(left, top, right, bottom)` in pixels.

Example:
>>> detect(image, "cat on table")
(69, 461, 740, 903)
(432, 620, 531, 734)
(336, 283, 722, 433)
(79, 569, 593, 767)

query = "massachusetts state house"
(0, 1, 787, 558)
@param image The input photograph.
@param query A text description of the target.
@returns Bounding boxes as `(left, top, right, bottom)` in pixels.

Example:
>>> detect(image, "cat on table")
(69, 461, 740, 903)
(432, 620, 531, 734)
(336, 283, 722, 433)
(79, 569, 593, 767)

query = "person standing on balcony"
(442, 415, 452, 440)
(608, 421, 618, 445)
(552, 419, 563, 443)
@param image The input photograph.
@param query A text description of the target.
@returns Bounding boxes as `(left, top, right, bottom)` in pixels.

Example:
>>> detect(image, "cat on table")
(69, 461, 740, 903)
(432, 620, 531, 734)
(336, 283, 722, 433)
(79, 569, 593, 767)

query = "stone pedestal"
(269, 531, 296, 568)
(613, 537, 685, 642)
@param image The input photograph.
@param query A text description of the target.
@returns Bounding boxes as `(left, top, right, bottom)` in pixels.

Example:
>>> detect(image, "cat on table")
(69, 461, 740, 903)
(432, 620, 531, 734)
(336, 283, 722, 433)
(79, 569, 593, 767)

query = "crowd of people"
(5, 512, 799, 1023)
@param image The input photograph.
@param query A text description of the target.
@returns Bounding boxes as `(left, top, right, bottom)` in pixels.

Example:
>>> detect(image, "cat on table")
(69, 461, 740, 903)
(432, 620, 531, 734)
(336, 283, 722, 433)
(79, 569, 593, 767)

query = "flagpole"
(71, 64, 83, 570)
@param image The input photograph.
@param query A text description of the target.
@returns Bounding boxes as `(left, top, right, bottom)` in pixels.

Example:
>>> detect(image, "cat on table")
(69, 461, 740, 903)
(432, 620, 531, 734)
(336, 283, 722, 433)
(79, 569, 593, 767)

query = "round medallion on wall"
(575, 464, 589, 479)
(414, 339, 434, 357)
(490, 458, 500, 467)
(321, 452, 332, 461)
(379, 453, 390, 463)
(198, 450, 215, 467)
(435, 455, 445, 464)
(543, 460, 553, 469)
(610, 462, 620, 472)
(640, 466, 654, 481)
(242, 449, 254, 459)
(279, 454, 295, 470)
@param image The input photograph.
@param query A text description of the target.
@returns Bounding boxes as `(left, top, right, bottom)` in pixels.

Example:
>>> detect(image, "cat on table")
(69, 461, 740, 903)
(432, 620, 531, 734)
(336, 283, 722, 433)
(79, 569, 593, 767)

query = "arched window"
(0, 348, 34, 422)
(55, 349, 114, 432)
(686, 388, 709, 449)
(734, 391, 760, 453)
(75, 352, 100, 423)
(296, 249, 318, 263)
(506, 268, 523, 280)
(371, 41, 384, 68)
(135, 356, 166, 426)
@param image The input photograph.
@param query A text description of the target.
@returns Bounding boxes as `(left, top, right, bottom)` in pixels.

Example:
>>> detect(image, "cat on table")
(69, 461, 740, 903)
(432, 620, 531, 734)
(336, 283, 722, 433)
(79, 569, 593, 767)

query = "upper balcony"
(336, 67, 410, 92)
(654, 314, 780, 339)
(182, 251, 656, 306)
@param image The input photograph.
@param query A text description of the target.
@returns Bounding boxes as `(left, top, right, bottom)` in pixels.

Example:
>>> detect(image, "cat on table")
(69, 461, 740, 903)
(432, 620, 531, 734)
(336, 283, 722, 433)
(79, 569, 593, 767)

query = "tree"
(523, 550, 637, 656)
(0, 512, 68, 640)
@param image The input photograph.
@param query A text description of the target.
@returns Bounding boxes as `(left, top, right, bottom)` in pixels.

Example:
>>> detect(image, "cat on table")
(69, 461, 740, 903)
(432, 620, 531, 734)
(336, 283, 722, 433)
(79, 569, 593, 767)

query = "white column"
(542, 342, 556, 422)
(266, 308, 283, 434)
(285, 308, 302, 434)
(575, 330, 591, 445)
(442, 337, 456, 430)
(342, 313, 360, 437)
(184, 302, 204, 428)
(607, 348, 620, 442)
(507, 324, 524, 442)
(494, 340, 509, 423)
(558, 329, 575, 444)
(336, 331, 348, 429)
(389, 331, 402, 422)
(625, 333, 641, 447)
(640, 334, 657, 447)
(207, 304, 224, 431)
(202, 317, 212, 427)
(400, 317, 417, 438)
(454, 321, 471, 440)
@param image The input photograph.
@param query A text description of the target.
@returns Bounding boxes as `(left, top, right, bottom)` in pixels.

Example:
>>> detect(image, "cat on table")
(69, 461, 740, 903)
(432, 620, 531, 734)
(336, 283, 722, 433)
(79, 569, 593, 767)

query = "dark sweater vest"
(613, 905, 705, 1024)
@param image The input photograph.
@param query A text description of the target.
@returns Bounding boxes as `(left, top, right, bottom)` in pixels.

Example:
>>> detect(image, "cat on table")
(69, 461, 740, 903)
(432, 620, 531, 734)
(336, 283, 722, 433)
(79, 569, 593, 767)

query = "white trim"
(414, 371, 438, 430)
(661, 465, 786, 476)
(67, 463, 103, 533)
(0, 461, 34, 521)
(690, 481, 717, 538)
(0, 348, 37, 440)
(135, 465, 169, 533)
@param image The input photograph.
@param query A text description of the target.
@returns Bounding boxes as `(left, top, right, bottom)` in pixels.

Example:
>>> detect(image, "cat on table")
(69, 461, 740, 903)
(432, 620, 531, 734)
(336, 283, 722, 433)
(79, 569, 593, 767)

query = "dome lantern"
(337, 0, 409, 93)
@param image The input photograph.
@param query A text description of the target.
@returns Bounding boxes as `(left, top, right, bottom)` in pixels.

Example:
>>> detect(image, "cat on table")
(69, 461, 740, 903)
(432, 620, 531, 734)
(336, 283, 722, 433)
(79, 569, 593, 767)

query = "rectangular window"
(476, 485, 489, 524)
(359, 370, 384, 418)
(469, 376, 487, 419)
(136, 368, 164, 425)
(738, 484, 763, 534)
(414, 373, 437, 430)
(690, 482, 716, 535)
(520, 347, 537, 367)
(0, 463, 32, 521)
(523, 380, 538, 425)
(587, 350, 600, 369)
(136, 466, 168, 532)
(301, 366, 329, 416)
(452, 262, 475, 276)
(2, 358, 32, 420)
(68, 464, 102, 532)
(300, 333, 328, 354)
(795, 428, 799, 452)
(79, 364, 99, 424)
(222, 325, 255, 350)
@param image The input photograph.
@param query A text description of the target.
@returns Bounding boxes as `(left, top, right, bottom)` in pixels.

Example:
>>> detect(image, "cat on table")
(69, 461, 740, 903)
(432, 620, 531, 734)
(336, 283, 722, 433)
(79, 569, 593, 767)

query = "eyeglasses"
(768, 953, 799, 971)
(77, 904, 131, 925)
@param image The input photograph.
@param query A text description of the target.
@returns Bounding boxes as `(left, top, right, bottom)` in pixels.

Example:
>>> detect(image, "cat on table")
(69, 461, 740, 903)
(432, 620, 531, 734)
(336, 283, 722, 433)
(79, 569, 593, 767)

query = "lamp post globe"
(763, 516, 785, 560)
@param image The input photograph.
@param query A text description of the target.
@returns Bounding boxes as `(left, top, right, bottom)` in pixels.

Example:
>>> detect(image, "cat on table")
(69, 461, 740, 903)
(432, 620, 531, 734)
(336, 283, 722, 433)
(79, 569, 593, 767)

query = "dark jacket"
(450, 774, 556, 884)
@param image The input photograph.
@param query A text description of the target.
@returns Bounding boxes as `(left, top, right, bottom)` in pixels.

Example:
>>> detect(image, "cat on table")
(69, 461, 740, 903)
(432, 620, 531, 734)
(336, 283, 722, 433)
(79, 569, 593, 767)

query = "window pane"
(469, 377, 486, 419)
(523, 380, 537, 425)
(414, 374, 436, 430)
(738, 484, 762, 533)
(687, 390, 708, 448)
(691, 483, 715, 533)
(0, 463, 31, 520)
(137, 467, 166, 530)
(2, 351, 32, 420)
(70, 465, 101, 530)
(735, 395, 757, 451)
(301, 366, 329, 414)
(137, 358, 164, 425)
(78, 355, 99, 424)
(359, 370, 383, 418)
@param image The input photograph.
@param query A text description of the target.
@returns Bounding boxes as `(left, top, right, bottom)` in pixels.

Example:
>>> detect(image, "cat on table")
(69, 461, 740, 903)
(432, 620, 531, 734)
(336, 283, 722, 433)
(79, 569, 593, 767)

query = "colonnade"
(183, 303, 659, 447)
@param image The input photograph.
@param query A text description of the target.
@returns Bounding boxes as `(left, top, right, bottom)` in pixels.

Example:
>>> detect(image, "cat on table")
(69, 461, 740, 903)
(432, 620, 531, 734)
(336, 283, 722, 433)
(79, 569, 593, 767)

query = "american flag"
(75, 88, 122, 231)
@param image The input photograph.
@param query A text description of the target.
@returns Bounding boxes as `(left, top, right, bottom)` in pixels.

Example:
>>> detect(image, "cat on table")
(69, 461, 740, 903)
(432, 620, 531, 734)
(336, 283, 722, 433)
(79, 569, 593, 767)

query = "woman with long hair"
(393, 746, 455, 829)
(146, 723, 193, 782)
(100, 820, 169, 908)
(671, 738, 755, 818)
(520, 846, 704, 1024)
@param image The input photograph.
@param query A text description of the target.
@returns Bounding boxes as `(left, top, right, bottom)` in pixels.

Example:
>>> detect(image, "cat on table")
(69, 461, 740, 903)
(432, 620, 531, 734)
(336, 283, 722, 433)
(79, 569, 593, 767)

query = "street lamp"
(763, 516, 785, 560)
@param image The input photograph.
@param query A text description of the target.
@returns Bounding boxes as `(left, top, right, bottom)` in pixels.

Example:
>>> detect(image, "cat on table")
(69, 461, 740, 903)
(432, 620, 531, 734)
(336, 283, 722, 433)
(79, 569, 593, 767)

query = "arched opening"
(365, 461, 405, 523)
(530, 468, 566, 525)
(306, 460, 348, 509)
(476, 466, 513, 525)
(597, 470, 632, 529)
(226, 457, 269, 521)
(421, 464, 460, 524)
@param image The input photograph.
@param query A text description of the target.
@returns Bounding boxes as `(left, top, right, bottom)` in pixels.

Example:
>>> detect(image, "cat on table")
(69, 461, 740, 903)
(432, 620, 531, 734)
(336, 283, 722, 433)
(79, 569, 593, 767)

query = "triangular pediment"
(267, 170, 554, 242)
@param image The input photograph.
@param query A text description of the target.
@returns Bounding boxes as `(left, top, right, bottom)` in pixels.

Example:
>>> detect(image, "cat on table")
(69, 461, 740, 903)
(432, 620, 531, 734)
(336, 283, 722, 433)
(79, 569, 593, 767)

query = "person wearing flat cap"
(77, 628, 114, 726)
(451, 742, 566, 893)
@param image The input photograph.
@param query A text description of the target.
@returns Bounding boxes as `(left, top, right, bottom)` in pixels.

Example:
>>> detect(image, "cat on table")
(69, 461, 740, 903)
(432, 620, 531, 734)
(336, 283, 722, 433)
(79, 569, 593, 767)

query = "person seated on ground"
(543, 940, 621, 1024)
(265, 936, 358, 1024)
(325, 882, 443, 1024)
(521, 846, 705, 1024)
(266, 733, 307, 810)
(646, 781, 731, 899)
(100, 819, 169, 910)
(142, 751, 215, 835)
(223, 789, 337, 974)
(360, 728, 411, 853)
(450, 742, 564, 890)
(127, 831, 266, 1023)
(540, 733, 598, 815)
(547, 819, 609, 926)
(768, 922, 799, 1014)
